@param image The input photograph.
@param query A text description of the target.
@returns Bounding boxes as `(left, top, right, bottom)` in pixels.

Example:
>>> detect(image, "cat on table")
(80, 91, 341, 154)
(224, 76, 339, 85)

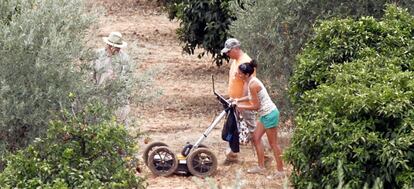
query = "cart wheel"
(147, 146, 178, 177)
(143, 142, 168, 166)
(187, 148, 217, 177)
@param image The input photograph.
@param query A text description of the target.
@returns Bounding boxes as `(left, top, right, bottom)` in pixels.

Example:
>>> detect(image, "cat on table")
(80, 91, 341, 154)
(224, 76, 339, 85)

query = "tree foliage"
(0, 0, 95, 154)
(285, 5, 414, 188)
(0, 0, 154, 176)
(164, 0, 250, 65)
(0, 102, 146, 188)
(230, 0, 414, 122)
(0, 1, 151, 187)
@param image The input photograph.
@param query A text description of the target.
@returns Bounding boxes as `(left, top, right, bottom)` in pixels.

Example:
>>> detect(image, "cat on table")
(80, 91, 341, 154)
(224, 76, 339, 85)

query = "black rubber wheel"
(143, 142, 168, 166)
(187, 148, 217, 177)
(147, 146, 178, 177)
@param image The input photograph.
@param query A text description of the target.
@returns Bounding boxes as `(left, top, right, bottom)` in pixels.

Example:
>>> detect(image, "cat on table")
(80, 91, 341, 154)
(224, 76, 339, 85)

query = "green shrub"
(0, 0, 95, 154)
(0, 102, 146, 189)
(230, 0, 414, 123)
(286, 5, 414, 188)
(0, 0, 153, 186)
(0, 0, 157, 173)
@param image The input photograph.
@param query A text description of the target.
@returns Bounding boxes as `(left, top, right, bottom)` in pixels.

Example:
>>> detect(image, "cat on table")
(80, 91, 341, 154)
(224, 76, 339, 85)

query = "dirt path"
(89, 2, 291, 188)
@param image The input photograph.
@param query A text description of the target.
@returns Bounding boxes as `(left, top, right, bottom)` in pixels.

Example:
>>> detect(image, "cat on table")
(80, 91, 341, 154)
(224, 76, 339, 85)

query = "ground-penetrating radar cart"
(142, 76, 233, 177)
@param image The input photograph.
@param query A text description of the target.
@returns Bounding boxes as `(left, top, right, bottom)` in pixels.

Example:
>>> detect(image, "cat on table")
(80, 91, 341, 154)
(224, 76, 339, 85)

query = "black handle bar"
(212, 75, 231, 109)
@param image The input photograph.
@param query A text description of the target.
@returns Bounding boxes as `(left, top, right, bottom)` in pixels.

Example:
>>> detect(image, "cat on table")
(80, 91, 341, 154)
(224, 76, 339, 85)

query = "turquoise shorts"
(259, 109, 280, 129)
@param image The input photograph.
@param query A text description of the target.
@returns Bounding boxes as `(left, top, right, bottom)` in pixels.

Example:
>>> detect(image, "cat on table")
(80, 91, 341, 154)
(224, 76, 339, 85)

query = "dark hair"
(238, 59, 257, 76)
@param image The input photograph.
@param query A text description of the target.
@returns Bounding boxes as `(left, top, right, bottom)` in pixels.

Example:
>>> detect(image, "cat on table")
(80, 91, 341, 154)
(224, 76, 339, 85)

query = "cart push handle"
(211, 75, 231, 109)
(180, 76, 233, 157)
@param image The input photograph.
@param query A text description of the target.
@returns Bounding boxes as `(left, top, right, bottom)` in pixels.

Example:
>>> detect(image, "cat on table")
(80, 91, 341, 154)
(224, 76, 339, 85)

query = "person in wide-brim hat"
(103, 31, 127, 48)
(94, 31, 130, 85)
(93, 31, 132, 126)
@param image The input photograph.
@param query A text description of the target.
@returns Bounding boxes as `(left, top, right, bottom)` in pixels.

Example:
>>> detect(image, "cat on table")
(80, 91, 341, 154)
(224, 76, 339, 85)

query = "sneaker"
(225, 148, 238, 159)
(247, 166, 266, 174)
(222, 148, 239, 166)
(266, 171, 286, 179)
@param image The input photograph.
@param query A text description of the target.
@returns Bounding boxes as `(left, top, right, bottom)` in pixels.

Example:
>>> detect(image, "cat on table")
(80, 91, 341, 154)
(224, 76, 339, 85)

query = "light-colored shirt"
(94, 48, 130, 85)
(93, 48, 132, 105)
(228, 53, 255, 99)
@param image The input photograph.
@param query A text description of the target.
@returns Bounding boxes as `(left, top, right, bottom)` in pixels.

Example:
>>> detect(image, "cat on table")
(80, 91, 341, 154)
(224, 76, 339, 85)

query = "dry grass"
(91, 0, 163, 12)
(88, 0, 294, 188)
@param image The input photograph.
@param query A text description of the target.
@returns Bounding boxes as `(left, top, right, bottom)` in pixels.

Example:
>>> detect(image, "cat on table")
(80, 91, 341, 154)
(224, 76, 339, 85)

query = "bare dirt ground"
(89, 1, 292, 188)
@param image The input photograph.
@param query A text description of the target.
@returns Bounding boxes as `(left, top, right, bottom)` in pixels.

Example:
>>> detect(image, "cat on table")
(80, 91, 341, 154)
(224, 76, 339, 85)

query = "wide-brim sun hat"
(103, 31, 127, 48)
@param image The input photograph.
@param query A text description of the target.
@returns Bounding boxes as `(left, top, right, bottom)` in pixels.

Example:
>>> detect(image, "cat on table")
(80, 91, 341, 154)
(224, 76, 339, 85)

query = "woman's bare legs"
(252, 121, 266, 168)
(265, 125, 284, 171)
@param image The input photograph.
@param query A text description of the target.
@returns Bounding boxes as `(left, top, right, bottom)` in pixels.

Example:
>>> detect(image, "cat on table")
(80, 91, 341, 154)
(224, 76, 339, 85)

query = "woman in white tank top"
(232, 60, 285, 178)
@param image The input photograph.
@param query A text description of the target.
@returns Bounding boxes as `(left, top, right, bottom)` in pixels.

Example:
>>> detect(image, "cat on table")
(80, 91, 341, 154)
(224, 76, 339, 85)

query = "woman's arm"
(235, 81, 261, 111)
(231, 96, 250, 103)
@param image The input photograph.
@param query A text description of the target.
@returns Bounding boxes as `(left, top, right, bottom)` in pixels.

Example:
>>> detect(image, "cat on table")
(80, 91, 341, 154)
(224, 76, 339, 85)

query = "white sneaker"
(247, 166, 266, 174)
(266, 171, 286, 179)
